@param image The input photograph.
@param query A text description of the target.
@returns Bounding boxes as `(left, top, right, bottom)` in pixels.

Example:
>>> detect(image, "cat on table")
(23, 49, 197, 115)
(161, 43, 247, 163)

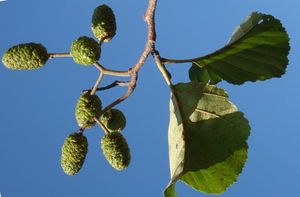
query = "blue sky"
(0, 0, 299, 197)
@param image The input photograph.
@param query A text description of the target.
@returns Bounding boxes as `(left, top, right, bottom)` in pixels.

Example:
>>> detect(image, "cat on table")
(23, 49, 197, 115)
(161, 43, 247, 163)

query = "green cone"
(61, 132, 88, 175)
(101, 132, 131, 170)
(70, 36, 101, 65)
(91, 4, 116, 42)
(2, 43, 48, 70)
(75, 92, 102, 128)
(100, 109, 126, 132)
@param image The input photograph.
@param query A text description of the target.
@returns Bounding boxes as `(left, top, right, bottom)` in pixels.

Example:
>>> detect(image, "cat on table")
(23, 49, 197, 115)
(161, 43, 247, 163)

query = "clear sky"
(0, 0, 299, 197)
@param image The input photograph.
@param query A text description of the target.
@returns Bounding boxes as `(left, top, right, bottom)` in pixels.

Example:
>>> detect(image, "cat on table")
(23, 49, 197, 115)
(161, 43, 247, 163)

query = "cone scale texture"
(61, 133, 88, 175)
(92, 4, 116, 42)
(101, 132, 131, 170)
(100, 109, 126, 132)
(70, 36, 101, 65)
(75, 92, 102, 128)
(2, 43, 48, 70)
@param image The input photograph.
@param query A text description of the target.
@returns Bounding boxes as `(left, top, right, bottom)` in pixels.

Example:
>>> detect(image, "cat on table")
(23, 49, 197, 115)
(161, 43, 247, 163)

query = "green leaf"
(189, 64, 210, 84)
(189, 64, 222, 85)
(165, 82, 250, 196)
(164, 183, 178, 197)
(180, 146, 248, 194)
(190, 12, 290, 85)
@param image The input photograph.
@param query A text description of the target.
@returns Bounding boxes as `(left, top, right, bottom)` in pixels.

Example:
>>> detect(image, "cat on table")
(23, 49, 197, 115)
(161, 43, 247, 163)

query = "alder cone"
(92, 4, 116, 42)
(75, 92, 102, 128)
(100, 109, 126, 132)
(101, 132, 131, 170)
(2, 43, 48, 70)
(61, 133, 88, 175)
(70, 36, 101, 65)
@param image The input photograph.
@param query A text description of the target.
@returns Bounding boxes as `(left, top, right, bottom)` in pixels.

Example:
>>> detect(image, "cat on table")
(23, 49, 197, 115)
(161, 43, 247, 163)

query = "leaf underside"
(190, 12, 290, 85)
(164, 82, 250, 196)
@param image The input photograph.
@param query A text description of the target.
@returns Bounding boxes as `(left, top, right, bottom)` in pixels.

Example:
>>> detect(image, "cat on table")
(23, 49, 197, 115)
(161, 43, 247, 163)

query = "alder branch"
(96, 0, 158, 118)
(83, 0, 170, 133)
(131, 0, 156, 73)
(93, 0, 179, 122)
(34, 0, 179, 138)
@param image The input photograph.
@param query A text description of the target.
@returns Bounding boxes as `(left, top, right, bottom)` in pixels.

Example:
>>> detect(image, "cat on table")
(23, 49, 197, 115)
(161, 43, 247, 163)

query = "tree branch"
(81, 0, 160, 133)
(96, 0, 158, 118)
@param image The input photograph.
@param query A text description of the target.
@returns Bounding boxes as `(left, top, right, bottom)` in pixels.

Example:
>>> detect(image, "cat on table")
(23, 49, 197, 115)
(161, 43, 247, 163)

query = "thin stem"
(152, 51, 185, 124)
(98, 38, 104, 46)
(162, 42, 237, 64)
(82, 80, 130, 93)
(161, 57, 198, 64)
(48, 52, 71, 59)
(130, 0, 157, 73)
(152, 52, 186, 133)
(93, 117, 109, 135)
(99, 89, 132, 117)
(98, 74, 136, 117)
(97, 81, 130, 91)
(94, 62, 130, 77)
(152, 51, 187, 180)
(152, 51, 173, 86)
(90, 71, 104, 95)
(77, 127, 85, 134)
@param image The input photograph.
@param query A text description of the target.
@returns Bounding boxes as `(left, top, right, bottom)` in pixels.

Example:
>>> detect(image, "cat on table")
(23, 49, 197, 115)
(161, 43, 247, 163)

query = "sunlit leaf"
(165, 82, 250, 195)
(190, 12, 290, 84)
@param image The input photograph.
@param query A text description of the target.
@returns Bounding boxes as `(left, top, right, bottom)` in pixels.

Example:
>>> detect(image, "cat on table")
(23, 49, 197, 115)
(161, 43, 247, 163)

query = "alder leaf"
(189, 63, 222, 85)
(190, 12, 290, 85)
(164, 82, 250, 196)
